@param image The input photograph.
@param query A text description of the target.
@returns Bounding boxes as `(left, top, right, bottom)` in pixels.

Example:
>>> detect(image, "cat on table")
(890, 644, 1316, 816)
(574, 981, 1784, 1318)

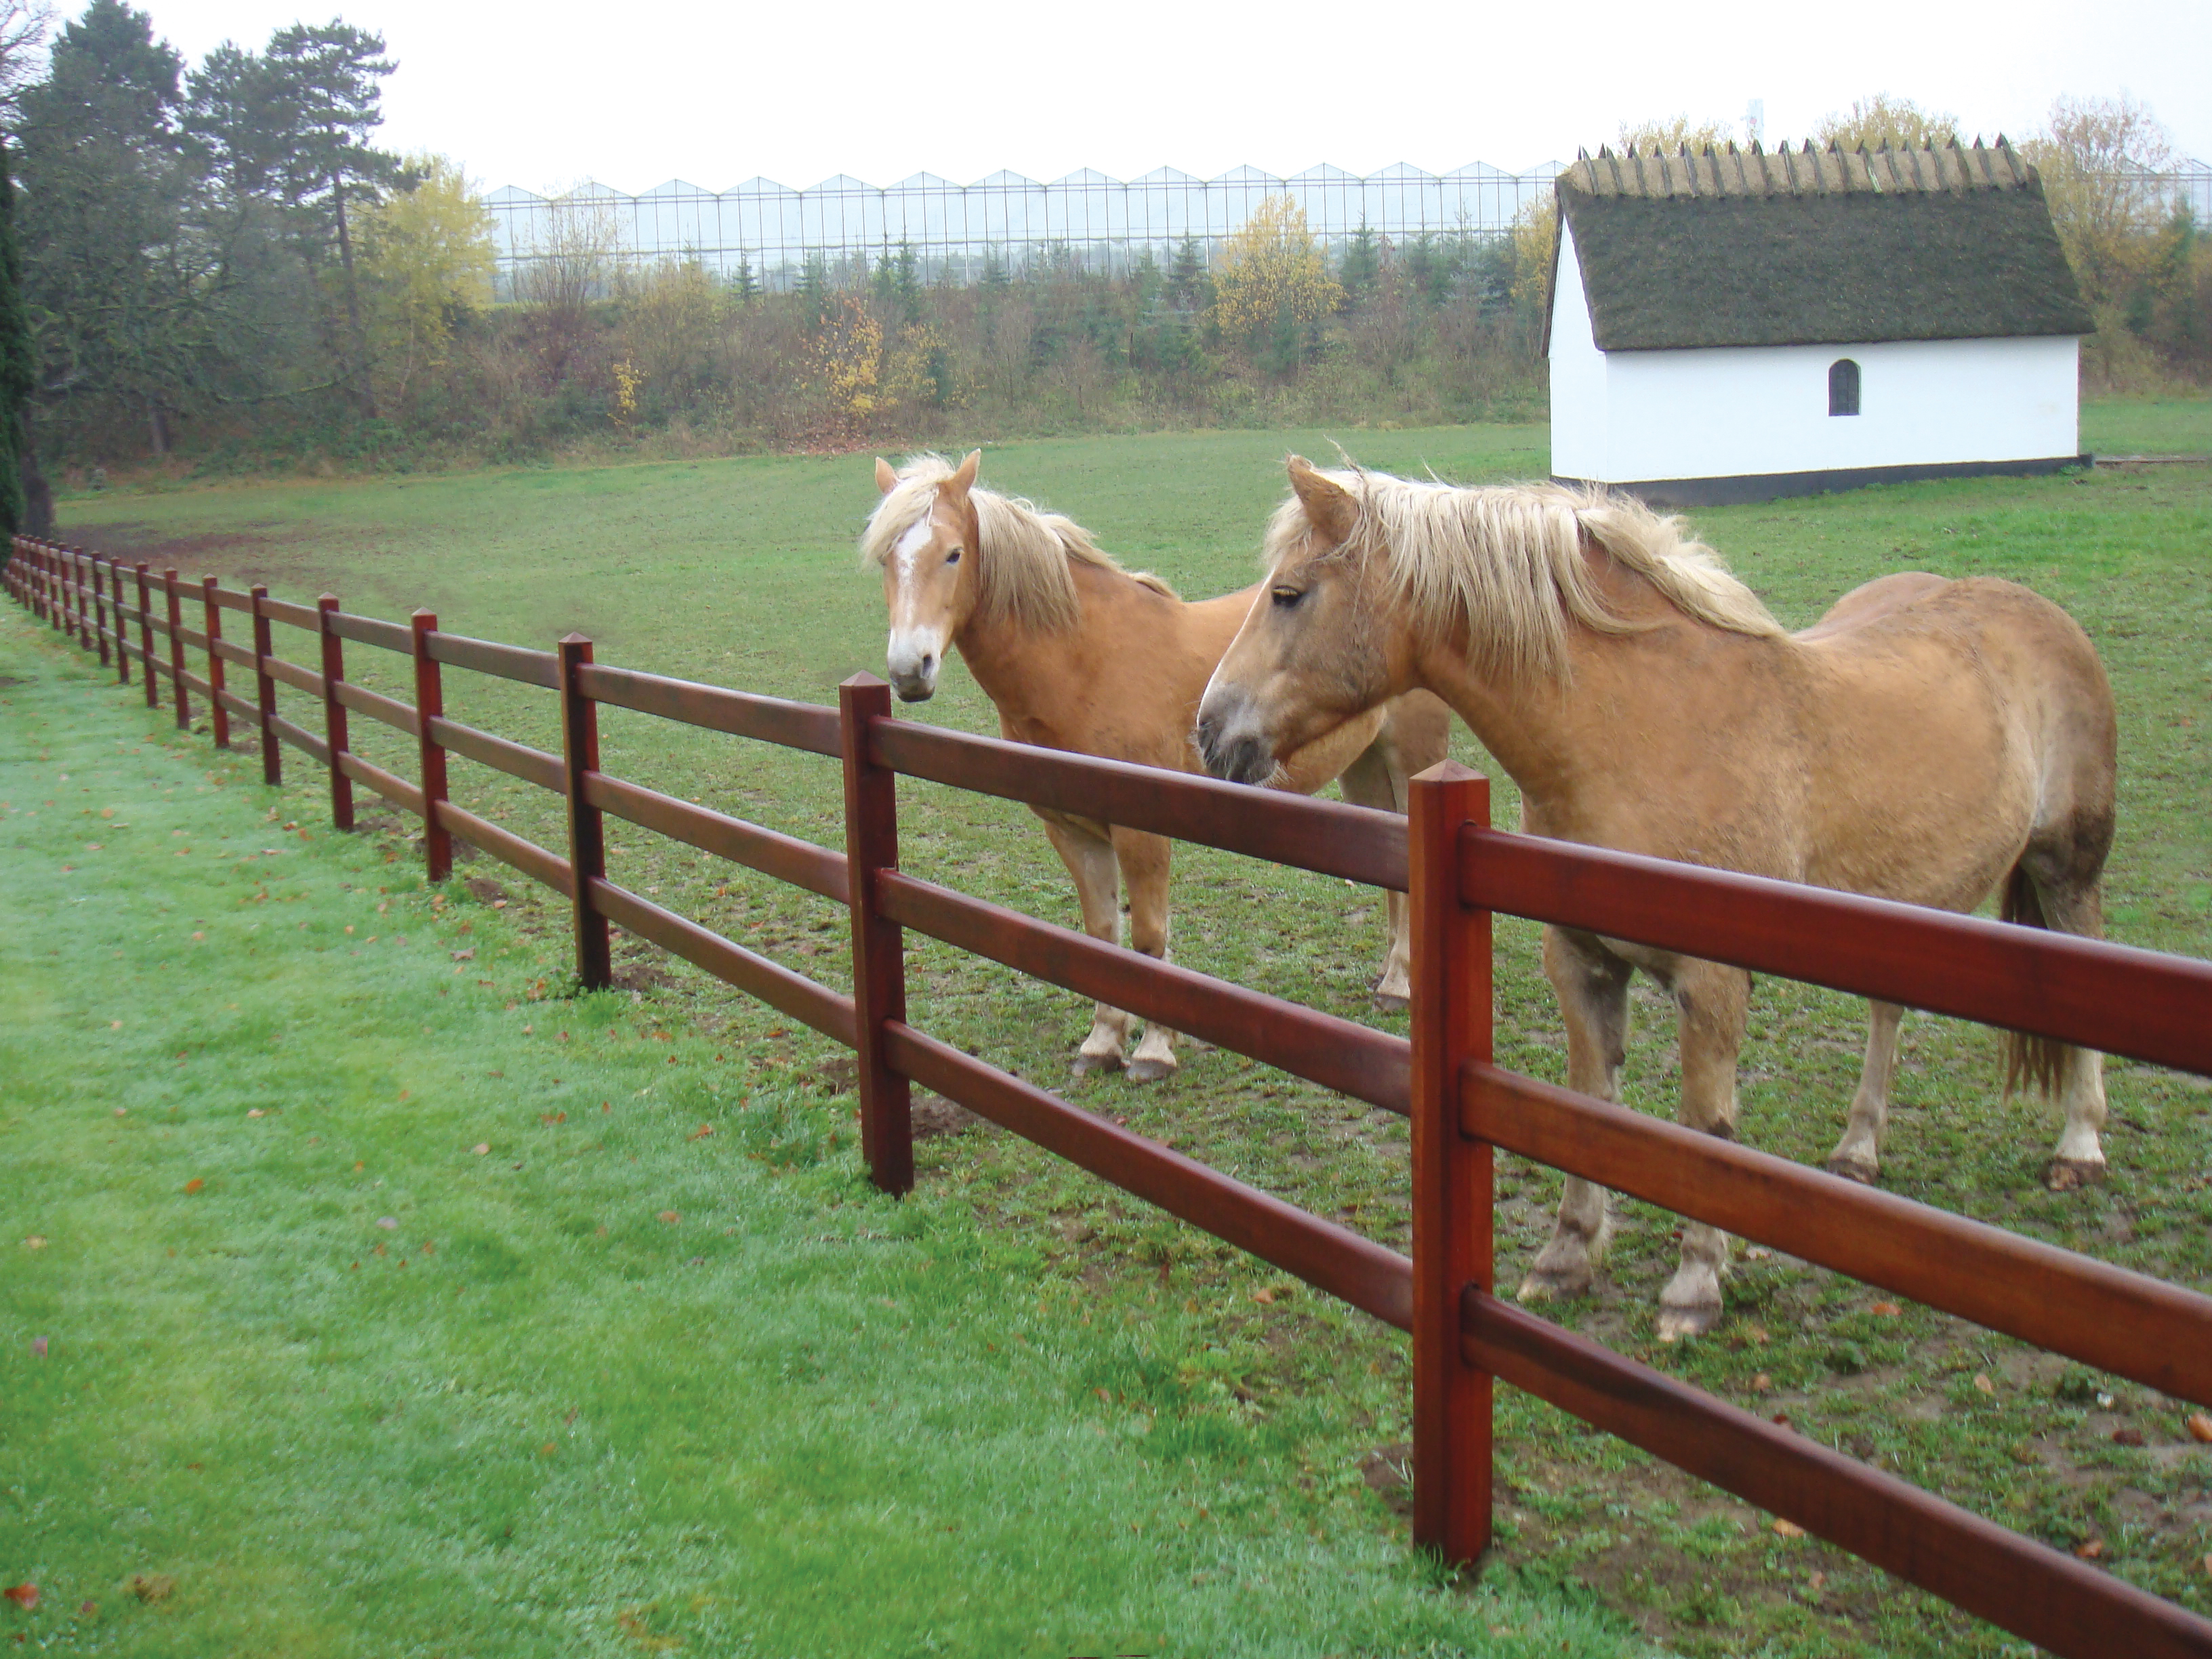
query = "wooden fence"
(10, 535, 2212, 1658)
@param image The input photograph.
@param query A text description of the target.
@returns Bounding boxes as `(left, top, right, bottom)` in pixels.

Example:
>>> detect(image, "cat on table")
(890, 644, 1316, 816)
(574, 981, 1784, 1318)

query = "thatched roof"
(1551, 140, 2093, 352)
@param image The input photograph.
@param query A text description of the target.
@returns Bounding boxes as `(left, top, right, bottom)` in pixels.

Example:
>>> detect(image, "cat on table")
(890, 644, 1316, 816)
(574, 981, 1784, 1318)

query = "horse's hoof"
(1824, 1156, 1879, 1187)
(1071, 1050, 1126, 1078)
(1371, 991, 1410, 1015)
(1656, 1302, 1722, 1343)
(1517, 1265, 1591, 1305)
(1126, 1057, 1176, 1085)
(2046, 1157, 2106, 1192)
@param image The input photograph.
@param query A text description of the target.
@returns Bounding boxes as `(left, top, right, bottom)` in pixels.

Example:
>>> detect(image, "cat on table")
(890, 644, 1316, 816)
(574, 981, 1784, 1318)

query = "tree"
(1338, 223, 1381, 312)
(0, 1, 54, 123)
(0, 137, 37, 540)
(1167, 234, 1208, 310)
(15, 0, 209, 453)
(357, 152, 493, 401)
(1211, 195, 1341, 375)
(2023, 93, 2177, 312)
(1615, 114, 1734, 155)
(1814, 94, 1959, 152)
(727, 254, 758, 305)
(259, 21, 402, 413)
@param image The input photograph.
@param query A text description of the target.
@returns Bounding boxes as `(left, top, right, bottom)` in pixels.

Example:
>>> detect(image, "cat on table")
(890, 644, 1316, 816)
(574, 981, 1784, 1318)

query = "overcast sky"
(114, 0, 2212, 194)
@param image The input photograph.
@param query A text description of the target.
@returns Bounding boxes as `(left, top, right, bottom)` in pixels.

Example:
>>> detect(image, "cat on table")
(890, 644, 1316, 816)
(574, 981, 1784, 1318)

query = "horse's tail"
(2001, 863, 2066, 1100)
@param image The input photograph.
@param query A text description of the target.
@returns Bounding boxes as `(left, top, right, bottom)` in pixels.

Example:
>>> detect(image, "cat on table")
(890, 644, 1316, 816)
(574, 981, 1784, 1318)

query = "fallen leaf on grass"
(2188, 1412, 2212, 1443)
(22, 1236, 44, 1250)
(183, 1178, 204, 1194)
(2074, 1538, 2107, 1560)
(471, 1144, 490, 1156)
(30, 1337, 46, 1359)
(3, 1583, 37, 1610)
(110, 1021, 121, 1030)
(1974, 1374, 1996, 1395)
(657, 1210, 680, 1224)
(246, 1109, 264, 1118)
(1771, 1518, 1805, 1538)
(541, 1111, 567, 1126)
(1870, 1301, 1901, 1317)
(127, 1575, 172, 1603)
(1750, 1372, 1772, 1392)
(450, 949, 474, 961)
(376, 1217, 397, 1229)
(688, 1124, 713, 1141)
(1251, 1288, 1276, 1305)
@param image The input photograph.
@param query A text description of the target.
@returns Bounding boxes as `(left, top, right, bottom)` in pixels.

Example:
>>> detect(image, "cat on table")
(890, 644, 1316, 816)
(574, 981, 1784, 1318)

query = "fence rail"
(9, 533, 2212, 1658)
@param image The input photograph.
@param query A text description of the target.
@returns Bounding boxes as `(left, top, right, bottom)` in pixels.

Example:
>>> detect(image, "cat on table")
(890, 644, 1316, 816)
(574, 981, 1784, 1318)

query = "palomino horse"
(1196, 458, 2117, 1338)
(864, 451, 1452, 1081)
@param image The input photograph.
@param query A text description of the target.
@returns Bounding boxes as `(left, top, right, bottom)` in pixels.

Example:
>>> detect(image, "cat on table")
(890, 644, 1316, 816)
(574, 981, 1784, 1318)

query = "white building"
(1546, 140, 2092, 506)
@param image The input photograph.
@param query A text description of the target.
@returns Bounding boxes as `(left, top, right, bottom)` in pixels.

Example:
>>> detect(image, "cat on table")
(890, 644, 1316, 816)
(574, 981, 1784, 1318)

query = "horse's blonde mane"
(1266, 470, 1782, 678)
(860, 454, 1176, 633)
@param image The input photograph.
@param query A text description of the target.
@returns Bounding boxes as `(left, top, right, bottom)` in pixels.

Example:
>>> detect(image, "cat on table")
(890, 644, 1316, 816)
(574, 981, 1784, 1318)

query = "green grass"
(26, 398, 2212, 1656)
(0, 632, 1646, 1656)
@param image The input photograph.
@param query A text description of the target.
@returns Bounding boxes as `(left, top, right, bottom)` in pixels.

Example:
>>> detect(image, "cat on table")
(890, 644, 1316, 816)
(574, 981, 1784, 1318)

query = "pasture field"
(32, 399, 2212, 1656)
(0, 634, 1645, 1657)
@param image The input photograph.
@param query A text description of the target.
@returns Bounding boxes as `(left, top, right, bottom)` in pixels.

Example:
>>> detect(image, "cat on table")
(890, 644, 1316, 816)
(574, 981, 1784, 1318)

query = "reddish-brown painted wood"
(425, 714, 566, 794)
(261, 655, 325, 698)
(1460, 1061, 2212, 1406)
(589, 877, 857, 1048)
(249, 586, 281, 786)
(411, 611, 452, 882)
(135, 565, 158, 709)
(268, 714, 330, 766)
(575, 662, 843, 757)
(841, 676, 914, 1196)
(338, 750, 425, 814)
(1463, 1291, 2212, 1659)
(884, 1021, 1414, 1330)
(256, 594, 323, 632)
(163, 569, 190, 728)
(207, 637, 256, 671)
(316, 594, 354, 831)
(1409, 762, 1494, 1567)
(874, 869, 1410, 1114)
(331, 678, 420, 737)
(872, 718, 1408, 892)
(1460, 827, 2212, 1077)
(91, 558, 111, 670)
(75, 550, 94, 651)
(582, 771, 848, 903)
(558, 635, 612, 990)
(199, 577, 230, 748)
(423, 630, 561, 689)
(325, 610, 413, 654)
(433, 800, 573, 897)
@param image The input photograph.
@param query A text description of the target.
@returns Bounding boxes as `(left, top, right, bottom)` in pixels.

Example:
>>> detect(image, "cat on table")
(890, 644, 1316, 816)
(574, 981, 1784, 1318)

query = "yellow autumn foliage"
(1211, 196, 1341, 354)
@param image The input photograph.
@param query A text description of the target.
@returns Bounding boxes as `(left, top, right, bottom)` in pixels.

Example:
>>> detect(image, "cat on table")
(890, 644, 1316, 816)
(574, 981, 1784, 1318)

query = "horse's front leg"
(1037, 815, 1131, 1075)
(1521, 926, 1631, 1303)
(1113, 827, 1180, 1084)
(1657, 956, 1751, 1342)
(1826, 1000, 1904, 1184)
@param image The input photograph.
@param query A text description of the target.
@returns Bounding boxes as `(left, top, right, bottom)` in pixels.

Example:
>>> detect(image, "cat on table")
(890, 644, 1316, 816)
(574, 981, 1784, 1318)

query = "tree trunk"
(332, 172, 377, 419)
(19, 415, 51, 539)
(148, 401, 169, 457)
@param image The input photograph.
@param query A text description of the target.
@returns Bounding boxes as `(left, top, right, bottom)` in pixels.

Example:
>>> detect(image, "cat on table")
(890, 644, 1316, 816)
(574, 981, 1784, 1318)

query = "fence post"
(163, 568, 189, 729)
(91, 557, 111, 670)
(249, 587, 281, 785)
(73, 548, 93, 651)
(838, 674, 914, 1197)
(1408, 760, 1494, 1568)
(557, 634, 611, 989)
(316, 594, 353, 830)
(135, 565, 157, 709)
(48, 543, 64, 632)
(106, 561, 128, 685)
(200, 577, 230, 749)
(411, 610, 451, 883)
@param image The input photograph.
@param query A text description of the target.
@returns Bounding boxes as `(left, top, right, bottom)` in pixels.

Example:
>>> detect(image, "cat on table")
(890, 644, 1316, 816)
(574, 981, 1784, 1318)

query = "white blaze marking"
(892, 514, 936, 586)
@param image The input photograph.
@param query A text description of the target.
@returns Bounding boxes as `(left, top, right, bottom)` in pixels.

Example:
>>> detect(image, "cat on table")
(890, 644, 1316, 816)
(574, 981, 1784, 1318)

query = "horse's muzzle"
(1193, 703, 1274, 787)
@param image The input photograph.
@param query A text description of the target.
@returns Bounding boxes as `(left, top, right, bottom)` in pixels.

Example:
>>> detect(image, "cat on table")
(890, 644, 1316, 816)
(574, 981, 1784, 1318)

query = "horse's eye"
(945, 548, 962, 565)
(1271, 586, 1304, 609)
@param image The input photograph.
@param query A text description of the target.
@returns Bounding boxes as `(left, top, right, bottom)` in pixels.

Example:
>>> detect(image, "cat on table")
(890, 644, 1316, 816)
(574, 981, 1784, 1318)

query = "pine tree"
(728, 254, 758, 305)
(1168, 234, 1207, 309)
(1338, 223, 1380, 312)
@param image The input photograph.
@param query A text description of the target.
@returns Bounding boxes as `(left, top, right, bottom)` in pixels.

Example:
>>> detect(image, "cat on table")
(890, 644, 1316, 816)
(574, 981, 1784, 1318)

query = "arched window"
(1828, 358, 1861, 417)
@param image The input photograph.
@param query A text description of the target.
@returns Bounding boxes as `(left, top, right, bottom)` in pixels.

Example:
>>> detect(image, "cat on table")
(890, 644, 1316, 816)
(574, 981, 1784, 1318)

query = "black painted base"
(1555, 454, 2093, 508)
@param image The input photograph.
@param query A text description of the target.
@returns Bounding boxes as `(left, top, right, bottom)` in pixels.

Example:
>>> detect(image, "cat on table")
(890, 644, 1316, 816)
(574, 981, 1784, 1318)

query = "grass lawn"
(0, 627, 1645, 1656)
(24, 394, 2212, 1655)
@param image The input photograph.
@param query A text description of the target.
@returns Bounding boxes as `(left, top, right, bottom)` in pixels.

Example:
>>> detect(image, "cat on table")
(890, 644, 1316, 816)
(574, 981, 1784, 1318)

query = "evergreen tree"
(728, 254, 758, 305)
(0, 138, 35, 543)
(1338, 224, 1381, 312)
(1168, 234, 1208, 309)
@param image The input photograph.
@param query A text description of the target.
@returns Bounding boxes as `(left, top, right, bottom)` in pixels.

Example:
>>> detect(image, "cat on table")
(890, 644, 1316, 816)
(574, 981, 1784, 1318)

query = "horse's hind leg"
(1336, 739, 1412, 1010)
(1656, 956, 1751, 1341)
(2013, 859, 2111, 1191)
(1521, 927, 1631, 1305)
(1038, 816, 1132, 1075)
(1113, 827, 1180, 1084)
(1826, 1000, 1905, 1185)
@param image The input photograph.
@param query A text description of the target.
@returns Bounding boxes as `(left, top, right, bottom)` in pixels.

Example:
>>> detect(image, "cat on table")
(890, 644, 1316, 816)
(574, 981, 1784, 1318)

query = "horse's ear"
(946, 449, 981, 497)
(874, 457, 897, 495)
(1287, 456, 1357, 542)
